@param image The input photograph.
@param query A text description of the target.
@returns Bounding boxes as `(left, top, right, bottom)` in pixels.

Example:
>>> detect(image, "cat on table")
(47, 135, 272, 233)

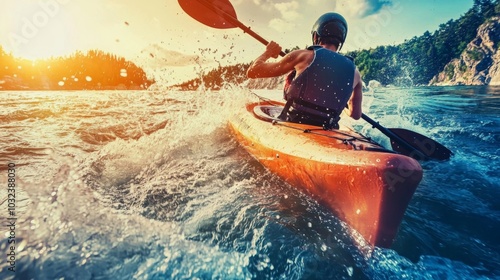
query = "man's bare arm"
(346, 69, 363, 120)
(247, 41, 300, 78)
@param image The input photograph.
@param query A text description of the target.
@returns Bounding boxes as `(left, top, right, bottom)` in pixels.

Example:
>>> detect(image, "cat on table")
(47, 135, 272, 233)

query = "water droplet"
(347, 267, 354, 276)
(321, 243, 328, 251)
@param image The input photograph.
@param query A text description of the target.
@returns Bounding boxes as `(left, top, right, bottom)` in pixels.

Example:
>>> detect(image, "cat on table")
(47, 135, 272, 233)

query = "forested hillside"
(348, 0, 500, 86)
(173, 63, 250, 90)
(0, 48, 154, 90)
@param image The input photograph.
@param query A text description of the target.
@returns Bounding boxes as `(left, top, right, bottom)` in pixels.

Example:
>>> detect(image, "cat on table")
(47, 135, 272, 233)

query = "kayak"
(228, 100, 423, 248)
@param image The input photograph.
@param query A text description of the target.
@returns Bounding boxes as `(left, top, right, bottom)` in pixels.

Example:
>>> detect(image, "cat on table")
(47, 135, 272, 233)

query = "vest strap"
(292, 99, 338, 115)
(278, 98, 293, 120)
(279, 98, 340, 129)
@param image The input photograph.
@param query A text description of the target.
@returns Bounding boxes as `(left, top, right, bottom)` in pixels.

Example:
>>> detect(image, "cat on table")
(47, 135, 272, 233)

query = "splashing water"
(0, 85, 498, 279)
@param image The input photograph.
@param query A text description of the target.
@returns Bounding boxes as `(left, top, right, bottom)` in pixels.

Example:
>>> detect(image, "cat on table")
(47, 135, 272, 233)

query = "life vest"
(282, 46, 355, 129)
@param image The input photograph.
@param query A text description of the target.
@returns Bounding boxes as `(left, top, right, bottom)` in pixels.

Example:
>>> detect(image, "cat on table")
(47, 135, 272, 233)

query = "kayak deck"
(228, 100, 423, 248)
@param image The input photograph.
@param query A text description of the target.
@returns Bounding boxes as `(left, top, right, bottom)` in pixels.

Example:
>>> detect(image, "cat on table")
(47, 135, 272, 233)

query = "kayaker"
(247, 13, 363, 129)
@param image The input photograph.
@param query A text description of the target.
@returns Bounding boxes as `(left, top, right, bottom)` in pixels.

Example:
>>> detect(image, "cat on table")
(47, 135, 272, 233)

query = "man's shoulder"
(288, 49, 314, 61)
(290, 48, 313, 55)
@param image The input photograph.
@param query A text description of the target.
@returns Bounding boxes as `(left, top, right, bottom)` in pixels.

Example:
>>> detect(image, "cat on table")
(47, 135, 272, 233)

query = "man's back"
(246, 12, 363, 122)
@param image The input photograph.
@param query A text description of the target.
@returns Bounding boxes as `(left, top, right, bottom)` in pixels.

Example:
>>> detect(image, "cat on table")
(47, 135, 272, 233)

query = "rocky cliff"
(430, 17, 500, 85)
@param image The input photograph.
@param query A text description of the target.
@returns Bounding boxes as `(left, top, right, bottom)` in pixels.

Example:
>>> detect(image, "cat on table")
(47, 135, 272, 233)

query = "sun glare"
(3, 0, 76, 60)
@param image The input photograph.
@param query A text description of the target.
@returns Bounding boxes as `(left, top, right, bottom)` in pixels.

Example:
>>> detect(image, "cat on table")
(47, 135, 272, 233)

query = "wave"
(1, 86, 497, 279)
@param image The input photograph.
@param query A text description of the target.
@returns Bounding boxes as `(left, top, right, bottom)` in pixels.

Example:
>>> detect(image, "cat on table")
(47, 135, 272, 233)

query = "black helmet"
(311, 13, 348, 49)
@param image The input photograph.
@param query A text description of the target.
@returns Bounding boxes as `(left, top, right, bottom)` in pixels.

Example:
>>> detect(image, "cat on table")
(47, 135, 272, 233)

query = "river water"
(0, 85, 498, 279)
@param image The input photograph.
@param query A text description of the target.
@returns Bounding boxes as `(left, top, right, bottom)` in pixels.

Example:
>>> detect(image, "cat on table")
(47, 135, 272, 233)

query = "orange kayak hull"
(228, 101, 423, 247)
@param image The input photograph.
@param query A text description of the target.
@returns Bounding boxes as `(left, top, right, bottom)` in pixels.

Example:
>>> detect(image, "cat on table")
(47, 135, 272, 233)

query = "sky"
(0, 0, 475, 84)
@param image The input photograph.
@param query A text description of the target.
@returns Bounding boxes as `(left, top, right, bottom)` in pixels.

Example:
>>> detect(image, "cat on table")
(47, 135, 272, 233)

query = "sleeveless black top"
(282, 46, 355, 129)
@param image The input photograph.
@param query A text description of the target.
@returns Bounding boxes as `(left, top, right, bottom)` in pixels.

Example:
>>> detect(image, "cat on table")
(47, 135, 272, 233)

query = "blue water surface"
(0, 86, 498, 279)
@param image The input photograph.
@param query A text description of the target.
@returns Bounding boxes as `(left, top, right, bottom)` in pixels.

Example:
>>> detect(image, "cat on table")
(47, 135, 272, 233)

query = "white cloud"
(337, 0, 368, 17)
(307, 0, 336, 9)
(269, 18, 295, 33)
(266, 1, 302, 33)
(302, 0, 392, 18)
(333, 0, 392, 18)
(274, 1, 301, 20)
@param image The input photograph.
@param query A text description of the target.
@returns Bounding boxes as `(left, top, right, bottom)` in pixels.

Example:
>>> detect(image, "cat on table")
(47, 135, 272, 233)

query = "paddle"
(361, 114, 452, 160)
(178, 0, 286, 56)
(178, 0, 453, 160)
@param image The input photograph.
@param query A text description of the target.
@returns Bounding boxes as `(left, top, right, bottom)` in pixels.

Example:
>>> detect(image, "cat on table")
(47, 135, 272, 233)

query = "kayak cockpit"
(252, 104, 283, 122)
(251, 103, 396, 154)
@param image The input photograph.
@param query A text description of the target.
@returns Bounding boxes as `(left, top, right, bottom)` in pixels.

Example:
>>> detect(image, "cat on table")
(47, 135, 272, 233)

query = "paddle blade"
(389, 128, 453, 160)
(178, 0, 237, 29)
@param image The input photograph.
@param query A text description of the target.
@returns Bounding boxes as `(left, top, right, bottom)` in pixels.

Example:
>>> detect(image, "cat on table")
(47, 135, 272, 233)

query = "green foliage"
(459, 61, 468, 72)
(0, 47, 154, 90)
(284, 46, 302, 54)
(445, 64, 456, 80)
(175, 63, 250, 90)
(467, 49, 485, 60)
(347, 0, 500, 86)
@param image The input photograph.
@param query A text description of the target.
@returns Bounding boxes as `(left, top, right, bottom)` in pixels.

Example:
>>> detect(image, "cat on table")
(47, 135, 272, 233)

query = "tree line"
(0, 48, 154, 90)
(347, 0, 500, 86)
(174, 0, 500, 89)
(174, 63, 250, 90)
